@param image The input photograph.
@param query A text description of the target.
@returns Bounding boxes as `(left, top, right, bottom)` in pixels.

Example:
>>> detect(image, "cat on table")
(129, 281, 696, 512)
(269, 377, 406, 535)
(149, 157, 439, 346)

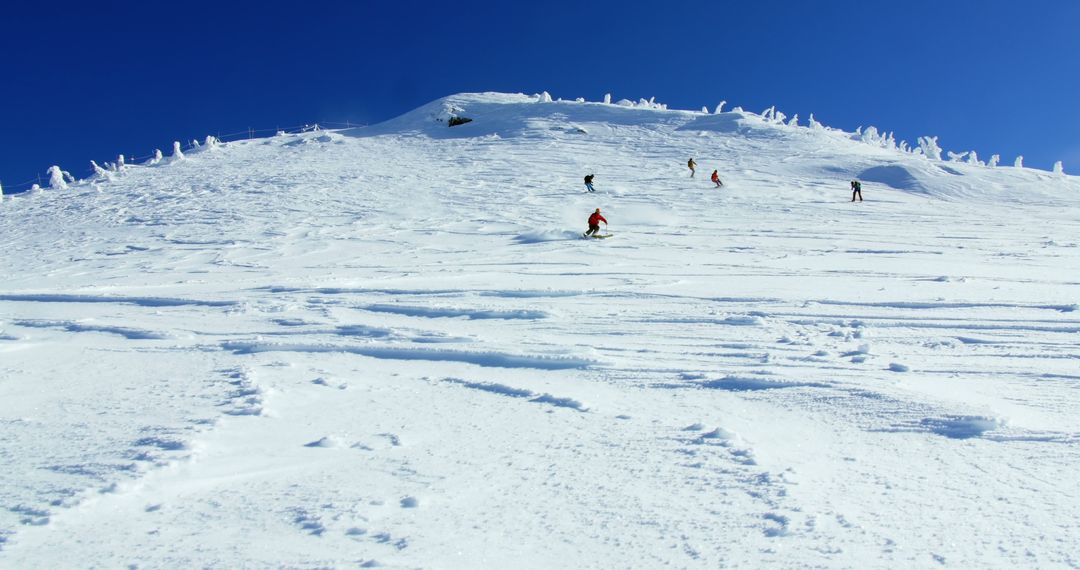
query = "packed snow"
(1, 92, 1078, 568)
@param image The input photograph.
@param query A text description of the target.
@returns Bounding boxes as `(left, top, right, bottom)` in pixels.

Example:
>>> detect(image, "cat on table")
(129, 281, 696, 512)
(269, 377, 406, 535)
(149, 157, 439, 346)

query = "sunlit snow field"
(1, 93, 1078, 568)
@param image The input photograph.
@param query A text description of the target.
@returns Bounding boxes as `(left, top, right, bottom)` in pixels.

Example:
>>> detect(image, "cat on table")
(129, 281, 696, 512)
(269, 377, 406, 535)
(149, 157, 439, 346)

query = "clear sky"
(2, 0, 1078, 191)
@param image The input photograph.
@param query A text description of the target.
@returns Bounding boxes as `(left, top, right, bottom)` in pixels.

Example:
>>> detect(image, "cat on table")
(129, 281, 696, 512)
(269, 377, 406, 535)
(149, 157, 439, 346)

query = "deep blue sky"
(2, 0, 1078, 191)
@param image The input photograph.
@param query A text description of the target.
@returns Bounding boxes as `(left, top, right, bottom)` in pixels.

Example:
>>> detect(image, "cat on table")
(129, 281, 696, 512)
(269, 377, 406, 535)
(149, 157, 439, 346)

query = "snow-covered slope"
(1, 92, 1078, 569)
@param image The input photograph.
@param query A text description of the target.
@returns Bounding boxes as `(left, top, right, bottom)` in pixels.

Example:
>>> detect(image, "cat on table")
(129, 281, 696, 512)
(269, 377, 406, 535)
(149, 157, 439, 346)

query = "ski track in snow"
(1, 93, 1079, 568)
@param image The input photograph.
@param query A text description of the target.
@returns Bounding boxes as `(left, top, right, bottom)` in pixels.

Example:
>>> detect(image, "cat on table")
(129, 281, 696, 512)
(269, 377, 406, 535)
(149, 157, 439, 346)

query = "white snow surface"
(1, 92, 1079, 568)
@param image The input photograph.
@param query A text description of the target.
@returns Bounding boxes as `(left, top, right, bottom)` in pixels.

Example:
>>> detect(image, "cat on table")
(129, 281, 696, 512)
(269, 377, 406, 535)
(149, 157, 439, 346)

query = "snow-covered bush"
(204, 135, 220, 149)
(966, 151, 982, 166)
(732, 106, 743, 112)
(191, 139, 201, 150)
(575, 97, 585, 103)
(615, 99, 634, 107)
(788, 114, 799, 127)
(988, 154, 1000, 168)
(148, 149, 163, 165)
(47, 165, 73, 190)
(538, 91, 553, 103)
(1014, 156, 1023, 168)
(701, 106, 708, 113)
(1054, 161, 1065, 175)
(714, 101, 726, 114)
(918, 136, 943, 160)
(172, 141, 185, 161)
(276, 130, 287, 137)
(604, 93, 611, 104)
(808, 114, 823, 129)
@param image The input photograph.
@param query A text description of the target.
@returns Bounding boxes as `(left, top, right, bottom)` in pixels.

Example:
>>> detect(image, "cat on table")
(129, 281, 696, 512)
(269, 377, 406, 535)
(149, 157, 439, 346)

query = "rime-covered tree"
(988, 154, 1000, 168)
(860, 126, 881, 145)
(604, 93, 611, 104)
(918, 136, 943, 160)
(1014, 156, 1024, 168)
(91, 160, 110, 179)
(808, 114, 823, 130)
(714, 101, 726, 114)
(1054, 161, 1065, 175)
(946, 151, 968, 162)
(172, 141, 185, 160)
(48, 166, 73, 190)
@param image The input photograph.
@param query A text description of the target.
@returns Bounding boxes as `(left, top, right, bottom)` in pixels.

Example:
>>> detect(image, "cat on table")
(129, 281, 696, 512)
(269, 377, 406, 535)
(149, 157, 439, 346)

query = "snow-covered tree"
(883, 132, 896, 150)
(762, 106, 775, 121)
(701, 106, 708, 113)
(538, 91, 553, 103)
(191, 139, 201, 150)
(117, 154, 126, 170)
(47, 165, 73, 190)
(774, 111, 787, 124)
(714, 101, 726, 114)
(918, 136, 943, 160)
(1014, 155, 1024, 168)
(900, 141, 910, 153)
(149, 149, 163, 165)
(604, 93, 612, 104)
(0, 181, 4, 202)
(966, 151, 982, 166)
(1054, 161, 1065, 175)
(732, 106, 743, 112)
(575, 97, 585, 103)
(205, 135, 220, 149)
(860, 126, 881, 145)
(787, 114, 799, 127)
(947, 151, 968, 162)
(172, 141, 185, 161)
(988, 154, 1000, 168)
(91, 160, 110, 179)
(808, 114, 823, 130)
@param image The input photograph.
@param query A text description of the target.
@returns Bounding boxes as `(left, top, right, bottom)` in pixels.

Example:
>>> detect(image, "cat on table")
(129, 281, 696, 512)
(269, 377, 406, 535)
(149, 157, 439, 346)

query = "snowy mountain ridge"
(0, 92, 1078, 569)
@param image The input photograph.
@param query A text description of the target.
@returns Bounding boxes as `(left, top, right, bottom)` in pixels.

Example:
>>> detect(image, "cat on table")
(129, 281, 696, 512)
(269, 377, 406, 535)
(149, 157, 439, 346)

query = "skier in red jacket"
(584, 208, 608, 237)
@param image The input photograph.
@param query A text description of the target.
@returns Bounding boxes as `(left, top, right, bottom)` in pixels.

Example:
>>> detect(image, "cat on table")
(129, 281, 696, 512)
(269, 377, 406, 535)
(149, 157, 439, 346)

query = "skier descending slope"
(851, 179, 863, 202)
(583, 208, 608, 238)
(687, 158, 697, 177)
(711, 169, 723, 188)
(584, 174, 596, 192)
